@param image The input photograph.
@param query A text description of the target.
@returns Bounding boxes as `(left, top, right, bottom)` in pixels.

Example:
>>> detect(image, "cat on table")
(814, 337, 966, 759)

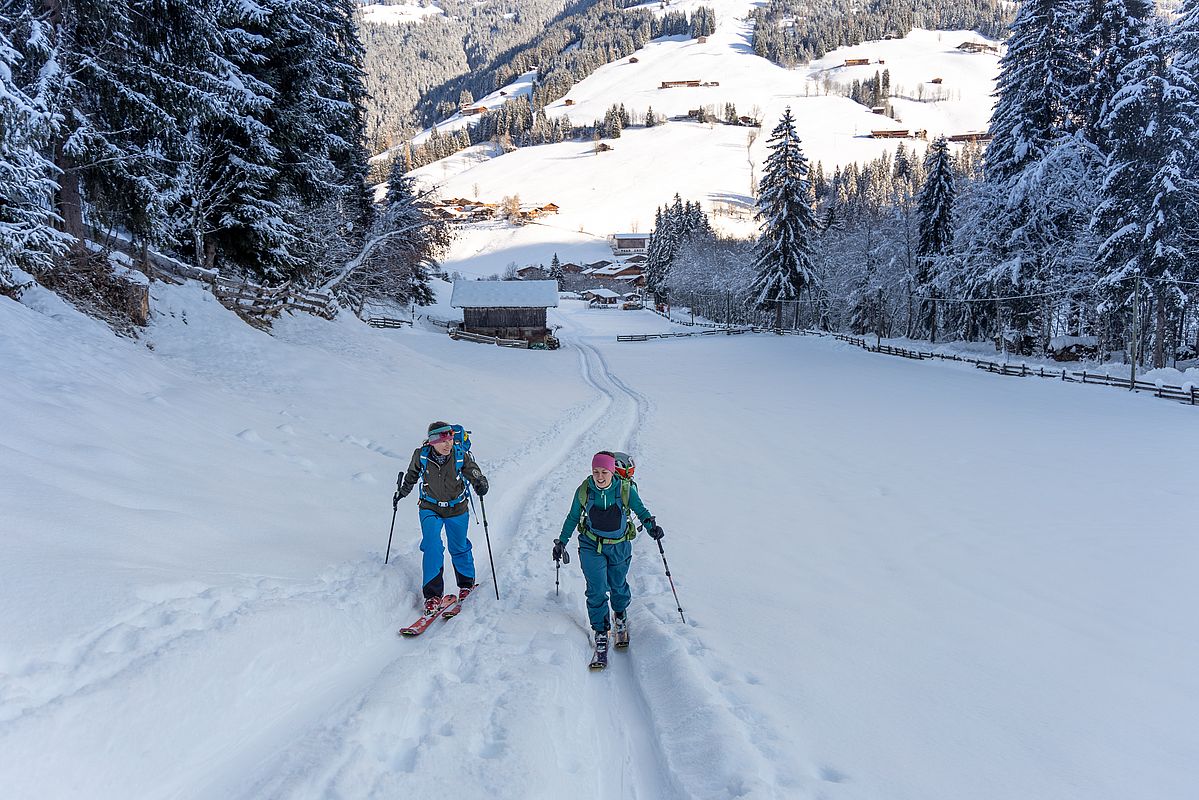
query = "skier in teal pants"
(553, 451, 664, 654)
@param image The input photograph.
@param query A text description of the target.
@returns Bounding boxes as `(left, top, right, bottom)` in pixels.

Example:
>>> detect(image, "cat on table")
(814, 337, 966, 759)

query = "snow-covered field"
(2, 279, 1197, 799)
(404, 0, 999, 277)
(359, 2, 444, 26)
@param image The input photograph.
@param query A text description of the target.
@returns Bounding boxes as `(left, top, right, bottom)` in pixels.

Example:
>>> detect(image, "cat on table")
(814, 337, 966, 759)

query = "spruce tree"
(0, 10, 63, 281)
(1078, 0, 1154, 148)
(984, 0, 1088, 182)
(912, 136, 956, 341)
(960, 0, 1096, 341)
(645, 205, 669, 296)
(550, 252, 565, 287)
(748, 108, 819, 329)
(1092, 16, 1199, 367)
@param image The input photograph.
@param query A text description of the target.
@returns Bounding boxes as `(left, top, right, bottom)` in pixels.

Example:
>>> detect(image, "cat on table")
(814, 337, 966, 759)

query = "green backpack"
(576, 451, 638, 544)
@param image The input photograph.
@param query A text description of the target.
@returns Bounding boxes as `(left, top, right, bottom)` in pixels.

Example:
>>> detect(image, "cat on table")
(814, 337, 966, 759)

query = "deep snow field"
(2, 278, 1197, 800)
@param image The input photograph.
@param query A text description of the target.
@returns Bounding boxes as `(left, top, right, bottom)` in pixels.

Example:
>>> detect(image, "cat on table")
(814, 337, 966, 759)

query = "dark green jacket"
(399, 447, 487, 518)
(559, 477, 652, 544)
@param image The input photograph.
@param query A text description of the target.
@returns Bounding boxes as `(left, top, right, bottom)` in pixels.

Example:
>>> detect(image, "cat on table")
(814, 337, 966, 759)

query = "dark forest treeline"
(2, 0, 444, 312)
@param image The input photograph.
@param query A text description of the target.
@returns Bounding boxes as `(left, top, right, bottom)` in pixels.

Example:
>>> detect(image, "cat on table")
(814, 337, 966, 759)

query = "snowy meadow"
(2, 282, 1197, 799)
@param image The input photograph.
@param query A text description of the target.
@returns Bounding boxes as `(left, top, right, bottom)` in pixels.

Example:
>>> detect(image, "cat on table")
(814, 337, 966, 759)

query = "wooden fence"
(828, 331, 1198, 406)
(366, 316, 412, 329)
(618, 323, 1198, 406)
(448, 328, 529, 348)
(84, 225, 338, 322)
(616, 327, 753, 342)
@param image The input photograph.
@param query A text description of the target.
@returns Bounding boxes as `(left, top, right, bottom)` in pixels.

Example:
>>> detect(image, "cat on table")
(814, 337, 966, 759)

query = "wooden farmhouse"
(609, 232, 651, 255)
(587, 261, 645, 280)
(843, 58, 871, 67)
(514, 265, 547, 279)
(958, 41, 1000, 54)
(581, 288, 620, 306)
(661, 79, 702, 89)
(459, 106, 488, 116)
(871, 129, 909, 139)
(451, 280, 559, 342)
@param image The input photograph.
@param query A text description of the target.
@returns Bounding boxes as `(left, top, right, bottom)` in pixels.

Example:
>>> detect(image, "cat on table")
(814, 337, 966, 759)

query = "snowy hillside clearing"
(2, 277, 1197, 799)
(406, 14, 999, 277)
(359, 2, 445, 26)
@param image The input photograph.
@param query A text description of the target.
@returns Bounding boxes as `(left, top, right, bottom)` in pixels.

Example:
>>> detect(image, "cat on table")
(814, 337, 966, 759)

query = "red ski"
(441, 582, 483, 621)
(398, 594, 456, 637)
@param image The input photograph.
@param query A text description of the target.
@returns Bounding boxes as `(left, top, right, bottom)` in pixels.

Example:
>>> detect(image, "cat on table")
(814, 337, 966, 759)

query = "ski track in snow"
(210, 327, 788, 798)
(0, 315, 794, 799)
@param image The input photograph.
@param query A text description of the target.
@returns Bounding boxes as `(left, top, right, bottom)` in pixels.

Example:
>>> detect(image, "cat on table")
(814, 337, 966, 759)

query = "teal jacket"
(559, 477, 653, 544)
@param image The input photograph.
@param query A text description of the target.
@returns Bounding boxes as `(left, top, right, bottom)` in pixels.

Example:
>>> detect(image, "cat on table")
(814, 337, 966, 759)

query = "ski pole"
(384, 492, 399, 565)
(474, 495, 500, 600)
(655, 538, 685, 623)
(555, 547, 570, 596)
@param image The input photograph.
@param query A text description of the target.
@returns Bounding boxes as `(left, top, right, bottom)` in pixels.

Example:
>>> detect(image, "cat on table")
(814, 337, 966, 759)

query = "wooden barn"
(843, 58, 871, 67)
(948, 131, 993, 143)
(451, 280, 559, 342)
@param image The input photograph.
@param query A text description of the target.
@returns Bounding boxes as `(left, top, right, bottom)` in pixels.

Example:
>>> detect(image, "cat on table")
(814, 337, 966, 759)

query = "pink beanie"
(592, 452, 617, 473)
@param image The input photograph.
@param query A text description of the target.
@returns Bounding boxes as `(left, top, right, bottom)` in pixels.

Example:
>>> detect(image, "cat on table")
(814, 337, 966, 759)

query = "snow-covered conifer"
(911, 137, 956, 340)
(0, 9, 63, 282)
(1078, 0, 1154, 147)
(748, 107, 819, 329)
(1092, 15, 1199, 366)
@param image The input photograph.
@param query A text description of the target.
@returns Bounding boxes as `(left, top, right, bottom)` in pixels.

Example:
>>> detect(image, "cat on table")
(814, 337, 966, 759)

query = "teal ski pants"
(577, 538, 632, 632)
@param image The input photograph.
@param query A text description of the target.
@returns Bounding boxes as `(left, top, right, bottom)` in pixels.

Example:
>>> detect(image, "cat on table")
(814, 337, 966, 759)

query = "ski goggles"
(427, 426, 454, 444)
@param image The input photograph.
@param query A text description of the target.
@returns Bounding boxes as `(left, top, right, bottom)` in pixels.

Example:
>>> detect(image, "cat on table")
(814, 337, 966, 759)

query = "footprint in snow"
(236, 428, 263, 443)
(352, 472, 377, 483)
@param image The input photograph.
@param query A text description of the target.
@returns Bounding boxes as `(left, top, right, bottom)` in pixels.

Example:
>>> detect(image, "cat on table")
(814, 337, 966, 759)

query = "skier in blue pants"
(396, 422, 489, 618)
(553, 451, 664, 654)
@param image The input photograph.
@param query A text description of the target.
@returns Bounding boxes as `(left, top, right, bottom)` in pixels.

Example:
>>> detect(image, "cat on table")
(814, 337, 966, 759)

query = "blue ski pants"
(420, 509, 474, 589)
(578, 538, 632, 632)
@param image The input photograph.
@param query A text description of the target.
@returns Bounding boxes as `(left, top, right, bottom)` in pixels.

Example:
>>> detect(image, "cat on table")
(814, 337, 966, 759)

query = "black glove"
(552, 539, 567, 562)
(392, 491, 401, 509)
(647, 520, 664, 540)
(476, 477, 489, 497)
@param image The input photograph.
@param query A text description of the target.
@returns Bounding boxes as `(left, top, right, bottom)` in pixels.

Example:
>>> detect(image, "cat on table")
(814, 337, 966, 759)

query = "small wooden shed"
(451, 280, 559, 342)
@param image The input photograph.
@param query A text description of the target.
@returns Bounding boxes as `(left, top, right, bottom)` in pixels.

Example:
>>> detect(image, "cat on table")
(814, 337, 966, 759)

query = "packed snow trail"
(188, 325, 784, 799)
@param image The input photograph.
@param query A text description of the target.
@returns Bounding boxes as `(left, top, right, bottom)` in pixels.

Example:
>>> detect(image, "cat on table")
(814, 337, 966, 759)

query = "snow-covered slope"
(406, 0, 999, 277)
(2, 280, 1197, 799)
(359, 2, 445, 26)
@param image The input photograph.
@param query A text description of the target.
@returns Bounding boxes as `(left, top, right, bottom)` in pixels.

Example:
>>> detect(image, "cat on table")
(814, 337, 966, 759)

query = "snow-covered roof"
(583, 288, 620, 298)
(589, 262, 643, 276)
(450, 280, 560, 308)
(612, 232, 650, 239)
